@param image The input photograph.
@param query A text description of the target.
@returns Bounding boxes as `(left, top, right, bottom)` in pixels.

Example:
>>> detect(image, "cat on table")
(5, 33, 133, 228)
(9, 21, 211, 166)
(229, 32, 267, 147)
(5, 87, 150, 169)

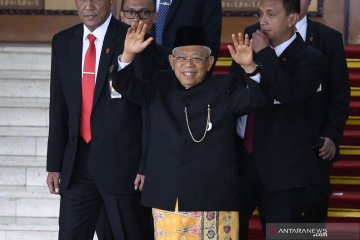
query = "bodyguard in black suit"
(152, 0, 222, 59)
(46, 0, 153, 239)
(296, 0, 350, 222)
(230, 0, 326, 238)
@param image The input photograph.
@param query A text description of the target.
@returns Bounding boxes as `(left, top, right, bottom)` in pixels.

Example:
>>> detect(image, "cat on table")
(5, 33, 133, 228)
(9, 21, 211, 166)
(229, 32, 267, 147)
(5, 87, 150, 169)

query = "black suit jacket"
(152, 0, 222, 58)
(47, 17, 146, 195)
(241, 21, 350, 160)
(113, 64, 268, 211)
(304, 18, 350, 161)
(232, 33, 326, 191)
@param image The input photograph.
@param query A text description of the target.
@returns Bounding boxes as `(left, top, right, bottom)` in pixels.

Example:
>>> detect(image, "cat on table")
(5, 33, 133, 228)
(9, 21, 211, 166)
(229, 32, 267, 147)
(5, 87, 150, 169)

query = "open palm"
(124, 21, 153, 55)
(228, 32, 253, 67)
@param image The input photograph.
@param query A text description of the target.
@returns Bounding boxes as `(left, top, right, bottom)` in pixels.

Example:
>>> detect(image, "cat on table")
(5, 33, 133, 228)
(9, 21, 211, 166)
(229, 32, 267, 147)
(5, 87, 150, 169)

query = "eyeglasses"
(172, 56, 209, 64)
(121, 9, 155, 19)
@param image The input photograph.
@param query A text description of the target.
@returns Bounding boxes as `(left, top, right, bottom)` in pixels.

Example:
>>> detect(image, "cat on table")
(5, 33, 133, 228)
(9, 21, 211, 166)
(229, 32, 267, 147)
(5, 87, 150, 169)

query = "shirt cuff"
(117, 54, 132, 71)
(250, 73, 261, 83)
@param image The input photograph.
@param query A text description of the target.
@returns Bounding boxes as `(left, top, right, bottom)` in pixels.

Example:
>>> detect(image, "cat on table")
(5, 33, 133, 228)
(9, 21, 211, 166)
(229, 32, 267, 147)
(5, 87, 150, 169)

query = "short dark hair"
(121, 0, 155, 10)
(283, 0, 300, 15)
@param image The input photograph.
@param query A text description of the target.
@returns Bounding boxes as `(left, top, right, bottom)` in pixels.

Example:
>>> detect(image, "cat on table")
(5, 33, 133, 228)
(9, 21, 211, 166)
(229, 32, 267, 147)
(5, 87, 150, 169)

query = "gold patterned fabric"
(153, 201, 239, 240)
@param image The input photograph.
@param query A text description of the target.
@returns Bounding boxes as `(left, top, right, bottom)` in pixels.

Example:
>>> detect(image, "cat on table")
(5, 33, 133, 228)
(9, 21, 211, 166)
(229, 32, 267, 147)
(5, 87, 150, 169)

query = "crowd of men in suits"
(46, 0, 349, 239)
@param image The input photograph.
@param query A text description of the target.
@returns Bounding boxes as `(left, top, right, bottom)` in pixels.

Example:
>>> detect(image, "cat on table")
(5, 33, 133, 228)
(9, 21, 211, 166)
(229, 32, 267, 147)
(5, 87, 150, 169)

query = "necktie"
(80, 34, 96, 143)
(155, 0, 171, 44)
(243, 113, 254, 154)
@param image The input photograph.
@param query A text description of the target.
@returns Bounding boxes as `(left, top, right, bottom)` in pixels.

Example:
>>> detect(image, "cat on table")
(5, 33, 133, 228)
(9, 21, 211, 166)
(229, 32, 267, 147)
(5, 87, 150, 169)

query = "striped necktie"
(155, 0, 171, 44)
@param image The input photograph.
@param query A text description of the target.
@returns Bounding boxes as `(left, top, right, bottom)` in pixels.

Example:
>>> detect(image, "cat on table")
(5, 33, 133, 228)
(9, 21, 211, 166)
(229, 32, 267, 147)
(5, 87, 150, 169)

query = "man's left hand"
(121, 21, 154, 63)
(228, 32, 257, 73)
(134, 174, 145, 191)
(319, 137, 336, 160)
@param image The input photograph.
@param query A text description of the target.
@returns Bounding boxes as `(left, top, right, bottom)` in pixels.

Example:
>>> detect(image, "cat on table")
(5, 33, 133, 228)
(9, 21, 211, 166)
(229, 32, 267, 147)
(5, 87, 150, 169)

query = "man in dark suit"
(46, 0, 153, 239)
(113, 24, 271, 239)
(296, 0, 350, 223)
(95, 0, 171, 239)
(152, 0, 222, 59)
(230, 0, 326, 239)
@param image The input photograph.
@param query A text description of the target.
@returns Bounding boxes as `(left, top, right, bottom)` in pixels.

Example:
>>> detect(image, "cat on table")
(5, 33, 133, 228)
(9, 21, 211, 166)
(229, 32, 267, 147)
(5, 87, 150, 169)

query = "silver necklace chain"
(184, 104, 212, 143)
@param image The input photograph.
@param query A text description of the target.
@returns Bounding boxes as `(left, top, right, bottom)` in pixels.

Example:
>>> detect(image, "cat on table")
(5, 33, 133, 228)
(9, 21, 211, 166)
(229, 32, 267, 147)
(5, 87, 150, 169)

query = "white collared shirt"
(156, 0, 172, 11)
(236, 33, 297, 138)
(296, 16, 308, 41)
(273, 33, 297, 57)
(82, 13, 112, 84)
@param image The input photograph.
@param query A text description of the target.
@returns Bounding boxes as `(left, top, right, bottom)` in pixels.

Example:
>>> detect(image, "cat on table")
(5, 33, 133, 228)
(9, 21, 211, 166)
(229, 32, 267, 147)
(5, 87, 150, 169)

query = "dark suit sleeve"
(113, 63, 148, 106)
(256, 47, 325, 105)
(227, 73, 270, 116)
(322, 33, 350, 146)
(133, 40, 171, 79)
(46, 35, 68, 172)
(202, 0, 222, 59)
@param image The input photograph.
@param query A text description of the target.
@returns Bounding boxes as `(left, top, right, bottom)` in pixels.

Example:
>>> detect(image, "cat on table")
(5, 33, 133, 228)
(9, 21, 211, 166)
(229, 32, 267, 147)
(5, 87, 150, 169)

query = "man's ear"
(288, 13, 299, 27)
(207, 56, 215, 71)
(168, 55, 175, 70)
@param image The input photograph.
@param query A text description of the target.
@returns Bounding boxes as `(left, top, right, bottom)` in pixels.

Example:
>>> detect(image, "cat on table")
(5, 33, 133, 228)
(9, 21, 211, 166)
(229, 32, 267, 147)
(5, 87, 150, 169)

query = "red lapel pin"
(309, 36, 314, 42)
(106, 48, 110, 54)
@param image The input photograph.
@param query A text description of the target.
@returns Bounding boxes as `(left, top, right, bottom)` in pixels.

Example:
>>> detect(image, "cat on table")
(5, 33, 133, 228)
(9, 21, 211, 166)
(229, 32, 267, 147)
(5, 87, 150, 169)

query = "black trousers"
(301, 159, 331, 223)
(238, 153, 306, 240)
(96, 206, 115, 240)
(58, 139, 153, 240)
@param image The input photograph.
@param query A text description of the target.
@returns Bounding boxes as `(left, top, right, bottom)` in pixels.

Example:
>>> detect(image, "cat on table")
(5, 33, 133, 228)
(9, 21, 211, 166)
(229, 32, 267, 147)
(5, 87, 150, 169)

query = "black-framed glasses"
(121, 9, 155, 19)
(172, 55, 209, 64)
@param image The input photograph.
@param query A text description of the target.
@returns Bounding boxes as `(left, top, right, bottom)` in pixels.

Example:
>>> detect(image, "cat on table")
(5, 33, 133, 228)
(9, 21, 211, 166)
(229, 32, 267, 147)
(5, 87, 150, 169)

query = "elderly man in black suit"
(113, 22, 272, 239)
(46, 0, 153, 239)
(230, 0, 326, 239)
(296, 0, 350, 223)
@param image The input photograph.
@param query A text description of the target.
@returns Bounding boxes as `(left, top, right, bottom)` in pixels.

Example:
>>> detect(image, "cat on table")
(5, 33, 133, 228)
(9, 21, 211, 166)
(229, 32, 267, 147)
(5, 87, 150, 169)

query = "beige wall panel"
(349, 0, 360, 44)
(322, 0, 344, 34)
(0, 15, 79, 42)
(44, 0, 76, 10)
(221, 16, 257, 43)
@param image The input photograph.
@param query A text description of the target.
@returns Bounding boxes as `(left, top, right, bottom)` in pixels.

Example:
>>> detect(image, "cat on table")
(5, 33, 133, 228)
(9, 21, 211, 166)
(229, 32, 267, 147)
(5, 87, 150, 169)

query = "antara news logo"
(267, 224, 328, 239)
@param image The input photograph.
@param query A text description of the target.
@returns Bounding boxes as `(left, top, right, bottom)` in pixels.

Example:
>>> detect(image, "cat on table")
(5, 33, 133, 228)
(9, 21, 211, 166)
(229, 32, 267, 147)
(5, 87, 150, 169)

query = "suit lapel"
(165, 0, 181, 26)
(70, 25, 83, 115)
(278, 34, 304, 67)
(92, 18, 118, 110)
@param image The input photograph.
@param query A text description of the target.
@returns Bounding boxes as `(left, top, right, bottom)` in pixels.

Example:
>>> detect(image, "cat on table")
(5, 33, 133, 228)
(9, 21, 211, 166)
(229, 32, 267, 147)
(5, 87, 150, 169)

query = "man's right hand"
(121, 21, 154, 63)
(46, 172, 61, 194)
(251, 30, 270, 53)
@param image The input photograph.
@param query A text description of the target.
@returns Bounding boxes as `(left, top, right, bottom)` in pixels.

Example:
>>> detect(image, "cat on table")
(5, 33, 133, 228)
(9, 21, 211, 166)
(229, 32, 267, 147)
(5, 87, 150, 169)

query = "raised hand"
(121, 21, 154, 63)
(228, 33, 256, 73)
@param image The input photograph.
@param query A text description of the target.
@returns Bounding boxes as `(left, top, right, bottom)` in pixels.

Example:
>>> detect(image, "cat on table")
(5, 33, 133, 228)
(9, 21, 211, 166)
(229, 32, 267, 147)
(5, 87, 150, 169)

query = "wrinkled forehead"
(172, 45, 209, 56)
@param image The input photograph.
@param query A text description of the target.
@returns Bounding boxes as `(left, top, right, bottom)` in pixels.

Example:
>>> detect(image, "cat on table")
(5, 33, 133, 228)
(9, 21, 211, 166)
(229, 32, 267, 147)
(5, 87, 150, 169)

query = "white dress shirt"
(82, 13, 112, 84)
(296, 16, 308, 41)
(156, 0, 173, 11)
